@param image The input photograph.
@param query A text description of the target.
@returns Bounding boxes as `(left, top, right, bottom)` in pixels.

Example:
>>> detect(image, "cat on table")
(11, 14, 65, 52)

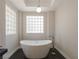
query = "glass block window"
(26, 16, 44, 33)
(6, 5, 16, 35)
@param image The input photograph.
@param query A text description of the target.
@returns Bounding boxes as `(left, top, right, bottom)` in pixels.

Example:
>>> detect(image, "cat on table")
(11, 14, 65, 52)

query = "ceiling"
(8, 0, 62, 12)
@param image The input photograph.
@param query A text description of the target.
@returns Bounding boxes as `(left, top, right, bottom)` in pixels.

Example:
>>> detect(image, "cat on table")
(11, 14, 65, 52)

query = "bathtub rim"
(20, 40, 52, 46)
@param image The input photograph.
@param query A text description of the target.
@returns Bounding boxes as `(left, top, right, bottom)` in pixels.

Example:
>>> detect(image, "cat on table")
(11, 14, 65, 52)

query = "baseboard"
(55, 46, 71, 59)
(3, 47, 20, 59)
(9, 47, 20, 58)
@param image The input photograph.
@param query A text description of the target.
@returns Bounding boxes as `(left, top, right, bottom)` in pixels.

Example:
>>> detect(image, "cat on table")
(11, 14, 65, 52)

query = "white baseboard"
(3, 47, 20, 59)
(55, 47, 71, 59)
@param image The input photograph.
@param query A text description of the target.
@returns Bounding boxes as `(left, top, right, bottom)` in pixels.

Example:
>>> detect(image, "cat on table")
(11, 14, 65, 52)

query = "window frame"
(5, 5, 16, 35)
(26, 16, 44, 34)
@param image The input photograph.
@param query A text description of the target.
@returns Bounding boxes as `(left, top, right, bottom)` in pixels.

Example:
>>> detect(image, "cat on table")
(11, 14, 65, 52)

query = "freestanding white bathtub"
(20, 40, 52, 59)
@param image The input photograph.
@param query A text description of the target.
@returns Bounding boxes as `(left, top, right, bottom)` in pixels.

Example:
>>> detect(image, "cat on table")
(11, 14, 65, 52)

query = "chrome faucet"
(49, 35, 56, 55)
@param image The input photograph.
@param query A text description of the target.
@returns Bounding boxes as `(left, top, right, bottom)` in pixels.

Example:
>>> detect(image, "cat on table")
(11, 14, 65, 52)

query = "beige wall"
(47, 11, 55, 36)
(18, 11, 23, 41)
(18, 11, 55, 40)
(0, 0, 5, 47)
(55, 0, 78, 59)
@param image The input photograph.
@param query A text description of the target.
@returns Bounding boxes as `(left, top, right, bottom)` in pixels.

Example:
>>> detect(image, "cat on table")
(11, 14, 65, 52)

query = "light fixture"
(36, 7, 41, 13)
(36, 0, 41, 13)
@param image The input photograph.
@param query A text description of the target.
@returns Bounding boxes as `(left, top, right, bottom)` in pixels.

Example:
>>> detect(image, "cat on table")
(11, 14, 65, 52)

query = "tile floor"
(9, 48, 65, 59)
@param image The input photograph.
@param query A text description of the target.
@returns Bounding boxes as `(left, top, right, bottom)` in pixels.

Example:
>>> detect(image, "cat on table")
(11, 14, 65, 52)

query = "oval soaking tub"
(20, 40, 52, 59)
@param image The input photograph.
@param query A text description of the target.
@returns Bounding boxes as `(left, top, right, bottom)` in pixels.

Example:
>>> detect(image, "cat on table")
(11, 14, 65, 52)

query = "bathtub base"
(20, 40, 52, 59)
(22, 46, 50, 59)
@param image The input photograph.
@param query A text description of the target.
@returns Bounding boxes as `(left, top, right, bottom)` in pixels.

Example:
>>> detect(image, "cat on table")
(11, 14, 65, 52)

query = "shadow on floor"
(9, 48, 65, 59)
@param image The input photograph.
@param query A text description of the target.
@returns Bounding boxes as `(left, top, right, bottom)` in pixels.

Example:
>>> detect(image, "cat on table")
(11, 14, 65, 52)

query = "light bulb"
(36, 7, 41, 13)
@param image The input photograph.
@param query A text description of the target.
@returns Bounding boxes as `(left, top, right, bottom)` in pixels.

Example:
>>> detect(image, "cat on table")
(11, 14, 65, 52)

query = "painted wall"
(19, 11, 55, 40)
(18, 11, 23, 41)
(0, 0, 5, 47)
(47, 11, 55, 37)
(55, 0, 78, 59)
(3, 0, 19, 59)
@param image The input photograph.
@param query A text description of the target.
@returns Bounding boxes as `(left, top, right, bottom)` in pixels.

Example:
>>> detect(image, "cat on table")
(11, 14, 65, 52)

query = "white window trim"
(26, 16, 44, 33)
(6, 5, 16, 35)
